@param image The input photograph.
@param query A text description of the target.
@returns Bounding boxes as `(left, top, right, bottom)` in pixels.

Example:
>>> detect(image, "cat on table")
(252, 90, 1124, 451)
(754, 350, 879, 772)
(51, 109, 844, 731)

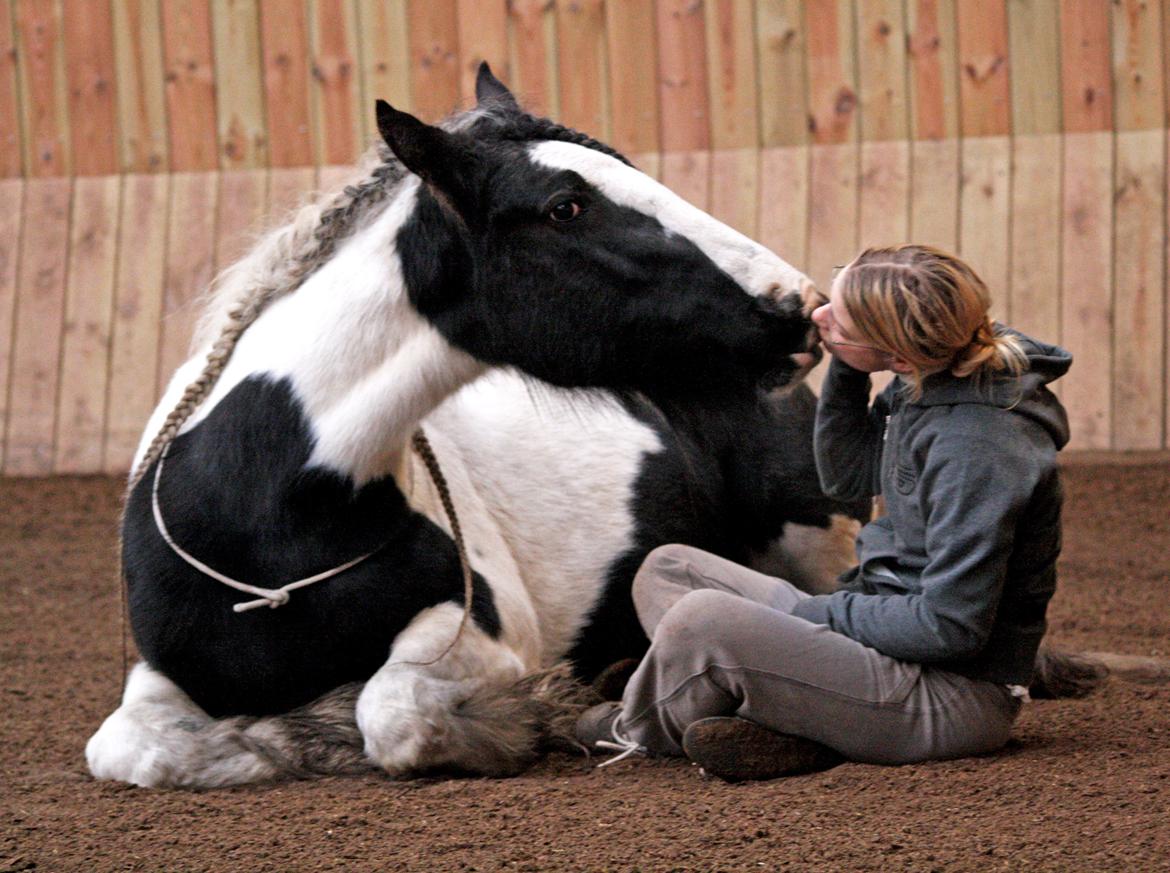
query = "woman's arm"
(791, 432, 1037, 663)
(813, 357, 890, 501)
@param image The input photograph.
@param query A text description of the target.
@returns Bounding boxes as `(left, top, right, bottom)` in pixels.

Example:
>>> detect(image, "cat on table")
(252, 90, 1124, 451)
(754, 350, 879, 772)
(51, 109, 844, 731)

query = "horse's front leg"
(86, 662, 280, 788)
(357, 602, 545, 777)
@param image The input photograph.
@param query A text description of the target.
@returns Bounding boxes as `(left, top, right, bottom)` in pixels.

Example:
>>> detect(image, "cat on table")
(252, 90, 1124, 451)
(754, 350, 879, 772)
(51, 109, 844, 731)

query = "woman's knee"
(653, 588, 742, 651)
(632, 544, 703, 615)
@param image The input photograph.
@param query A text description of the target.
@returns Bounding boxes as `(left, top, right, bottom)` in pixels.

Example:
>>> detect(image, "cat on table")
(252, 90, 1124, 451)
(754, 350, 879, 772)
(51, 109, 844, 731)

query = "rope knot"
(233, 588, 291, 613)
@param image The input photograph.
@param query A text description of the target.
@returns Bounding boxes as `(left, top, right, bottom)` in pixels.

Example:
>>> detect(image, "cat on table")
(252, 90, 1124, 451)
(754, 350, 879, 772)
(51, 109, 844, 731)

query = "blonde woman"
(576, 245, 1073, 781)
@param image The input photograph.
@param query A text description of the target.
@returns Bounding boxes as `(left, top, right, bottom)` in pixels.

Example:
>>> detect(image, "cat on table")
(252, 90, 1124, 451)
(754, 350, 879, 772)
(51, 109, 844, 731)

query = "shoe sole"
(682, 717, 842, 783)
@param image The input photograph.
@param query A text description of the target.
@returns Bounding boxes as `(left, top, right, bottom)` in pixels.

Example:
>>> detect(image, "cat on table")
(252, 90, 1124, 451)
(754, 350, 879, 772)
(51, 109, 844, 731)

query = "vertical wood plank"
(0, 177, 22, 466)
(112, 0, 169, 173)
(267, 166, 318, 223)
(455, 0, 508, 105)
(1112, 129, 1166, 449)
(317, 163, 357, 191)
(710, 147, 758, 237)
(212, 0, 267, 168)
(1060, 0, 1113, 449)
(507, 0, 557, 117)
(630, 151, 661, 182)
(1061, 133, 1113, 449)
(1111, 0, 1165, 448)
(215, 169, 267, 271)
(1061, 0, 1114, 134)
(63, 0, 118, 176)
(656, 0, 710, 152)
(907, 0, 958, 252)
(5, 177, 70, 475)
(1008, 0, 1061, 136)
(857, 0, 909, 249)
(1008, 134, 1062, 338)
(1165, 0, 1170, 448)
(756, 0, 808, 148)
(804, 0, 858, 392)
(309, 0, 362, 166)
(857, 0, 908, 142)
(1007, 0, 1061, 336)
(161, 0, 218, 171)
(805, 0, 857, 285)
(705, 0, 757, 237)
(956, 1, 1010, 310)
(356, 0, 412, 143)
(706, 0, 757, 149)
(956, 0, 1010, 137)
(659, 150, 710, 211)
(907, 138, 958, 253)
(158, 172, 217, 396)
(260, 0, 314, 167)
(758, 145, 809, 271)
(408, 0, 460, 122)
(0, 0, 21, 176)
(605, 0, 660, 156)
(907, 0, 958, 141)
(55, 175, 120, 473)
(15, 0, 70, 176)
(555, 0, 608, 138)
(756, 1, 809, 271)
(105, 173, 168, 473)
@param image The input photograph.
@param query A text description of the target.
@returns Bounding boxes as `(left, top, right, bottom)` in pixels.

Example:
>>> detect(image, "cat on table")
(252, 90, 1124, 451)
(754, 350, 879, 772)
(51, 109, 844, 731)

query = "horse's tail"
(1029, 646, 1170, 699)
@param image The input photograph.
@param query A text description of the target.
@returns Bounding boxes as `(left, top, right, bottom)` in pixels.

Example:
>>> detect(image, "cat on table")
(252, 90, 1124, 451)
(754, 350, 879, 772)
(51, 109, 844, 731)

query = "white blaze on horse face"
(529, 140, 814, 300)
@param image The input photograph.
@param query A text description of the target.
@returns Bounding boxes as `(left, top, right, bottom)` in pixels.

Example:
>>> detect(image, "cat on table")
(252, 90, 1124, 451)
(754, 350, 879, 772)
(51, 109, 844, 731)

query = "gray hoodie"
(791, 330, 1071, 686)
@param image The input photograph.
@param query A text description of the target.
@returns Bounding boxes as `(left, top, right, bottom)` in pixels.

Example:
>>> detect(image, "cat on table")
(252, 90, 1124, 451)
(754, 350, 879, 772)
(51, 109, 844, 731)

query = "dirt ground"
(2, 460, 1168, 872)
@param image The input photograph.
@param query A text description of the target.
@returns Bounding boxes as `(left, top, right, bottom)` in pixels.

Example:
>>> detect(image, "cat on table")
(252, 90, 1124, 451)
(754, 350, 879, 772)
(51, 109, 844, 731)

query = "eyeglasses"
(814, 280, 889, 355)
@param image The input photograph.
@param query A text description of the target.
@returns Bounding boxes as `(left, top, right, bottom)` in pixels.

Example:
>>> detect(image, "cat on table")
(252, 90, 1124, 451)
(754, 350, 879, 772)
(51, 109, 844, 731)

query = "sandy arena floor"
(2, 460, 1168, 872)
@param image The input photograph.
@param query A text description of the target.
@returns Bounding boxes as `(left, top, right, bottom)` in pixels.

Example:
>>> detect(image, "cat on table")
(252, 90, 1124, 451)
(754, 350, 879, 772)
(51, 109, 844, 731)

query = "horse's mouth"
(789, 339, 823, 376)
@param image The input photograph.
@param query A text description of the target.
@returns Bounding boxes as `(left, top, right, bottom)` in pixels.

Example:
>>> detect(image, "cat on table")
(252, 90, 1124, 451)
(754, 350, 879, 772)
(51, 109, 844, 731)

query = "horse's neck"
(151, 178, 486, 485)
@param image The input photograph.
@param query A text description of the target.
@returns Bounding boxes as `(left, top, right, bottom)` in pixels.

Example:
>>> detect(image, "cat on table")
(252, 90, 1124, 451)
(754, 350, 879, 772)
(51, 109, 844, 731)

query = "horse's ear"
(474, 61, 519, 111)
(375, 100, 479, 212)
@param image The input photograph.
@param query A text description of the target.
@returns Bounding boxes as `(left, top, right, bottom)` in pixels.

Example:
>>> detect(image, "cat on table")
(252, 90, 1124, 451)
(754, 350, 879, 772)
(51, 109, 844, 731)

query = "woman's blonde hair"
(835, 244, 1028, 397)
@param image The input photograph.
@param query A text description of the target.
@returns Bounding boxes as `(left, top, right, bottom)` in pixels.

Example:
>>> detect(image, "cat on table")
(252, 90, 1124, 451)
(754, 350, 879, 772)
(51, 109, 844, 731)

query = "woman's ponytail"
(951, 318, 1027, 380)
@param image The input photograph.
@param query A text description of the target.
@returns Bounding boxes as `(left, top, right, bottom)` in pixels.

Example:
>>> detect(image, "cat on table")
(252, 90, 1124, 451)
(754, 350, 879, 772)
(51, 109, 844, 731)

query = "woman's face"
(810, 271, 896, 373)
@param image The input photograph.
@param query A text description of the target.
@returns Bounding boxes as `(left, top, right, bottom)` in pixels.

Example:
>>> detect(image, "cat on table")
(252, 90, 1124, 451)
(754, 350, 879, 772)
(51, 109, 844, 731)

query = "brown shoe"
(682, 717, 841, 782)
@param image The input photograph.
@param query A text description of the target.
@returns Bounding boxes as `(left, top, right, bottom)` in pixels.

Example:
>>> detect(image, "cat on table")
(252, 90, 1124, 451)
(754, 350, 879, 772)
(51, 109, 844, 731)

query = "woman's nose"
(811, 303, 830, 328)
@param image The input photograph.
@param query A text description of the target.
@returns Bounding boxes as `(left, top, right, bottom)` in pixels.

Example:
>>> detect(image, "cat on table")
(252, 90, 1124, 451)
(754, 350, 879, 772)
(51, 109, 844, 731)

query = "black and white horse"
(86, 66, 864, 788)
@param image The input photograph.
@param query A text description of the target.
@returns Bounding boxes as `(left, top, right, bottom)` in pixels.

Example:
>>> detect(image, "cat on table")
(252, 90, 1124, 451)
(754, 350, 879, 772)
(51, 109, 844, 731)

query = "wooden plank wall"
(1, 0, 1168, 474)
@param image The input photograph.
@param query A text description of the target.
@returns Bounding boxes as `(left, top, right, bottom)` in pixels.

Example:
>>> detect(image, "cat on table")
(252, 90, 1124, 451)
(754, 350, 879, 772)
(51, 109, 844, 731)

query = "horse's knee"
(356, 604, 531, 776)
(86, 665, 203, 787)
(87, 662, 276, 789)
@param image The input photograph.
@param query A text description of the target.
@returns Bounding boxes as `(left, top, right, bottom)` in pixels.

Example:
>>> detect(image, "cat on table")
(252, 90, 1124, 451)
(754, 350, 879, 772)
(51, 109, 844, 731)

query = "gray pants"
(618, 545, 1022, 763)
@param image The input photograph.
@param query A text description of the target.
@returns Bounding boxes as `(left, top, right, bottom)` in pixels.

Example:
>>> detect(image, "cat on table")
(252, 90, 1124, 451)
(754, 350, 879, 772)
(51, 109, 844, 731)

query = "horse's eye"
(548, 200, 582, 222)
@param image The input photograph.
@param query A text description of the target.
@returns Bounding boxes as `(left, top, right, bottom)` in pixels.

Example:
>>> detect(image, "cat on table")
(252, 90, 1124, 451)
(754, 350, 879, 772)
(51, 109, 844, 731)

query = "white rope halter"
(151, 441, 379, 613)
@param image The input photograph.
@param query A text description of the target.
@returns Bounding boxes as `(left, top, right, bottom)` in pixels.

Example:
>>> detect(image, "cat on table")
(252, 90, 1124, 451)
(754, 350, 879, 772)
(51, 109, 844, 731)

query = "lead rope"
(141, 428, 476, 663)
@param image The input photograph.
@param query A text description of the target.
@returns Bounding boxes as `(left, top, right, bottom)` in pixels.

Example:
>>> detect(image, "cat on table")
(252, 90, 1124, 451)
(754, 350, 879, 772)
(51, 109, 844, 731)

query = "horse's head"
(380, 64, 817, 399)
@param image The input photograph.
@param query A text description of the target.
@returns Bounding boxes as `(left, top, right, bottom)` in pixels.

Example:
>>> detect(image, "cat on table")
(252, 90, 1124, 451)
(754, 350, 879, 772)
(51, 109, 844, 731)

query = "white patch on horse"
(86, 663, 276, 788)
(529, 140, 814, 300)
(137, 177, 486, 485)
(423, 371, 663, 663)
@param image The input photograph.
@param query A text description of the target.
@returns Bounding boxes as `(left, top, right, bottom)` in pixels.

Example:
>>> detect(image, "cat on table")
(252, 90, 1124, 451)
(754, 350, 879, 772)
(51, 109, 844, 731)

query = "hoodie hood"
(903, 327, 1072, 449)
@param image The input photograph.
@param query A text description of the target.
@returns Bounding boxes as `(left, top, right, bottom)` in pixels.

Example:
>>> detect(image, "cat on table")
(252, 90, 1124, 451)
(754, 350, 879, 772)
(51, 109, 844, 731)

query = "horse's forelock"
(441, 102, 631, 167)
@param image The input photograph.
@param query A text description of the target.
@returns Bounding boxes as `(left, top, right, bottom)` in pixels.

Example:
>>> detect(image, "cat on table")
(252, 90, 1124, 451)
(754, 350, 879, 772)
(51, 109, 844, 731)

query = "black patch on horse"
(124, 375, 500, 717)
